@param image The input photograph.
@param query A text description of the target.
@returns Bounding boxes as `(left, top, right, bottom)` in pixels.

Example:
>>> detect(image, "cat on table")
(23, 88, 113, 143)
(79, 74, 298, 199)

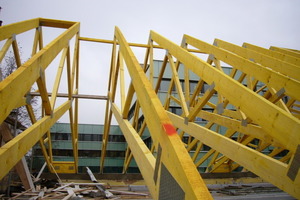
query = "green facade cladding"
(32, 60, 273, 174)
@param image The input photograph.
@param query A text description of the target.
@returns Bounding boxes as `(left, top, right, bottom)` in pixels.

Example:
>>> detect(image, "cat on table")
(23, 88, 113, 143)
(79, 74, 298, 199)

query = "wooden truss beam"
(167, 111, 300, 198)
(1, 18, 299, 200)
(113, 26, 212, 199)
(0, 18, 80, 178)
(0, 20, 80, 124)
(0, 100, 71, 180)
(150, 31, 300, 153)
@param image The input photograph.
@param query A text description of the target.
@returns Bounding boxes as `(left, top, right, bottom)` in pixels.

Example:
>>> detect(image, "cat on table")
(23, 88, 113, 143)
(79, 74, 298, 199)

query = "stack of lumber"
(11, 182, 150, 199)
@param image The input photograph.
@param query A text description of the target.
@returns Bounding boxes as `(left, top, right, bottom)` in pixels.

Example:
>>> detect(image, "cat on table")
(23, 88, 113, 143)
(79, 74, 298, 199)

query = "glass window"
(84, 134, 92, 141)
(169, 106, 182, 115)
(160, 79, 170, 91)
(189, 81, 198, 93)
(201, 82, 210, 93)
(62, 133, 69, 140)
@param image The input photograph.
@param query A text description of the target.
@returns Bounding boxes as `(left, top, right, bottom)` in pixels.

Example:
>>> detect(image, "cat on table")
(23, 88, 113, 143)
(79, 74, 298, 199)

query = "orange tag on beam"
(162, 123, 177, 136)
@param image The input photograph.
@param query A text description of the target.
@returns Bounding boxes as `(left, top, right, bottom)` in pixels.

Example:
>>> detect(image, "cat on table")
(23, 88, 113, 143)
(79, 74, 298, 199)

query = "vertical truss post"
(114, 26, 212, 199)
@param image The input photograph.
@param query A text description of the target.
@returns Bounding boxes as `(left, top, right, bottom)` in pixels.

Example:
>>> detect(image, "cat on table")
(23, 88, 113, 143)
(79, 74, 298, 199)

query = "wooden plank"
(50, 47, 68, 109)
(119, 52, 126, 111)
(79, 37, 206, 53)
(167, 54, 189, 117)
(0, 100, 72, 180)
(30, 92, 108, 100)
(31, 27, 40, 56)
(0, 38, 13, 63)
(0, 18, 39, 41)
(53, 183, 74, 192)
(0, 22, 79, 124)
(150, 31, 300, 153)
(36, 70, 52, 115)
(112, 102, 157, 197)
(123, 113, 148, 173)
(185, 35, 300, 101)
(116, 27, 212, 200)
(215, 39, 300, 81)
(243, 42, 300, 66)
(270, 46, 300, 58)
(39, 18, 77, 29)
(0, 123, 35, 191)
(188, 83, 215, 120)
(12, 38, 22, 68)
(167, 111, 300, 199)
(197, 110, 281, 146)
(100, 37, 118, 173)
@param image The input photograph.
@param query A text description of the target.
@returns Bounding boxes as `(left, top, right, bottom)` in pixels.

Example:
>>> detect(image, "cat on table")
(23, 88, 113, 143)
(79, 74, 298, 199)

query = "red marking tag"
(162, 123, 177, 136)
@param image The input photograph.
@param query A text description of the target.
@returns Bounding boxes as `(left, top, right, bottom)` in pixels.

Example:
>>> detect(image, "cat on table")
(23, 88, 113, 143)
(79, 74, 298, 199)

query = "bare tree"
(0, 48, 40, 128)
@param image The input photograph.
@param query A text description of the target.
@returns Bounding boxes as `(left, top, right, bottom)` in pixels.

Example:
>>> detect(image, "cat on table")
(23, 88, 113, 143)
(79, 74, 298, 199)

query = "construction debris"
(9, 182, 151, 199)
(86, 167, 114, 198)
(2, 167, 150, 199)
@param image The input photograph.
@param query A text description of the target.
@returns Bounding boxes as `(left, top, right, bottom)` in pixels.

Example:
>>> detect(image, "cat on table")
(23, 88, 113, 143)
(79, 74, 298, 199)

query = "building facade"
(32, 60, 275, 174)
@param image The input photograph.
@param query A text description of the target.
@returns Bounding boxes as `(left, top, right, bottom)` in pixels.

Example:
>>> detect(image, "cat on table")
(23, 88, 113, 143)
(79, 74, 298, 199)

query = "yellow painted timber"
(26, 103, 54, 171)
(206, 152, 222, 172)
(191, 142, 203, 161)
(38, 26, 44, 50)
(121, 51, 143, 171)
(122, 83, 134, 118)
(38, 138, 53, 172)
(31, 27, 40, 56)
(195, 129, 236, 167)
(71, 33, 80, 93)
(52, 161, 76, 173)
(45, 130, 54, 163)
(0, 123, 34, 190)
(0, 100, 72, 180)
(36, 70, 52, 115)
(154, 55, 168, 93)
(197, 110, 281, 146)
(149, 39, 154, 85)
(215, 39, 300, 81)
(195, 129, 236, 168)
(100, 37, 118, 173)
(119, 52, 126, 111)
(111, 102, 156, 196)
(169, 94, 181, 105)
(186, 122, 214, 152)
(123, 112, 148, 173)
(131, 101, 141, 130)
(188, 84, 215, 120)
(185, 35, 300, 101)
(50, 47, 68, 109)
(270, 46, 300, 58)
(243, 42, 300, 66)
(195, 148, 216, 167)
(167, 111, 300, 199)
(0, 37, 13, 62)
(190, 80, 205, 107)
(208, 135, 256, 173)
(151, 31, 300, 153)
(0, 18, 39, 41)
(39, 18, 77, 29)
(72, 33, 80, 173)
(79, 36, 206, 54)
(0, 20, 79, 124)
(1, 18, 299, 199)
(12, 38, 22, 68)
(167, 54, 189, 117)
(116, 26, 212, 199)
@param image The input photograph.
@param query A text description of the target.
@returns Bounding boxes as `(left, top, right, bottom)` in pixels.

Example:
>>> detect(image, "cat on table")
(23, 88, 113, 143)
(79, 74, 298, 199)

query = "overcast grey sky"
(1, 0, 300, 124)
